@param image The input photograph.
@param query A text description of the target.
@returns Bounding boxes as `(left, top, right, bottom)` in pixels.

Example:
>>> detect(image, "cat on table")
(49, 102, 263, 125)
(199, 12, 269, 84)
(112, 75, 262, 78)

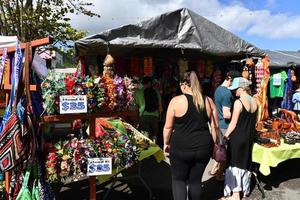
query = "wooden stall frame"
(0, 37, 52, 199)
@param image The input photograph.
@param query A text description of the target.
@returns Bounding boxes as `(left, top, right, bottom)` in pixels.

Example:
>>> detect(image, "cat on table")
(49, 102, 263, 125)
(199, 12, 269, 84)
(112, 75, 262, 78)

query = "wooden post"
(89, 119, 97, 200)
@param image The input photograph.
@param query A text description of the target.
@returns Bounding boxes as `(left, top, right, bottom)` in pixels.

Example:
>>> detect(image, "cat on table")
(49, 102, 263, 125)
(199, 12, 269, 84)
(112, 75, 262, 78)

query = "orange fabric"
(255, 56, 270, 122)
(144, 57, 153, 76)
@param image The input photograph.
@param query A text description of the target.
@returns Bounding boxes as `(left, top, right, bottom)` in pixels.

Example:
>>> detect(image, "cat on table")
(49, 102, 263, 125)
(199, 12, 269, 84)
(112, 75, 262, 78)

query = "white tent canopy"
(0, 36, 18, 48)
(0, 36, 48, 77)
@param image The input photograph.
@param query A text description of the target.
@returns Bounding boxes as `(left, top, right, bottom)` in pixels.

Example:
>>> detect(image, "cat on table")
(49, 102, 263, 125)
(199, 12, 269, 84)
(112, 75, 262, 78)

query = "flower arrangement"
(45, 119, 144, 183)
(41, 70, 137, 114)
(41, 71, 66, 114)
(123, 76, 137, 110)
(114, 75, 125, 111)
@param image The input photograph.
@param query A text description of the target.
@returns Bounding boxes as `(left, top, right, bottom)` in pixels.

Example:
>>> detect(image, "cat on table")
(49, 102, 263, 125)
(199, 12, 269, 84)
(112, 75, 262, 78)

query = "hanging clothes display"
(0, 48, 8, 85)
(269, 70, 288, 98)
(196, 59, 205, 79)
(130, 56, 140, 76)
(115, 56, 126, 76)
(143, 57, 153, 76)
(211, 67, 222, 95)
(255, 58, 264, 92)
(177, 58, 188, 78)
(205, 60, 214, 78)
(255, 56, 270, 122)
(281, 69, 293, 110)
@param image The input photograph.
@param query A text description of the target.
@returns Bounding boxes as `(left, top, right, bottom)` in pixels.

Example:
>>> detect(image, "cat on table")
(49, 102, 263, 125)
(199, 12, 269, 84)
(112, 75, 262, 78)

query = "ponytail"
(181, 71, 204, 111)
(190, 71, 204, 111)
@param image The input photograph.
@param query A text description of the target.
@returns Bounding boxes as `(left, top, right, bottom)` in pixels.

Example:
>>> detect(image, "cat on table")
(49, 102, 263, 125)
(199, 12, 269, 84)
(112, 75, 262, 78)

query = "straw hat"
(246, 58, 255, 68)
(103, 54, 115, 66)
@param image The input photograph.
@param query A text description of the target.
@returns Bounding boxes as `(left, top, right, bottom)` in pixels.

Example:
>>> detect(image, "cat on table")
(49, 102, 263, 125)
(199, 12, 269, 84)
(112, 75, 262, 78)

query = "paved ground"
(54, 156, 300, 200)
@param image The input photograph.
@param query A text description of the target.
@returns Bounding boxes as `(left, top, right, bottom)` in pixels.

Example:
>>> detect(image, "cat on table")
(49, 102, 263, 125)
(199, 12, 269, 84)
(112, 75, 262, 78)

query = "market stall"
(0, 8, 268, 200)
(252, 50, 300, 181)
(75, 7, 265, 114)
(72, 8, 267, 199)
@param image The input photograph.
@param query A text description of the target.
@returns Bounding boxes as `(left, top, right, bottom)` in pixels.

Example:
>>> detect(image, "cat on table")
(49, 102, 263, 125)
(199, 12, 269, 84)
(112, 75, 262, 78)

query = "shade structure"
(264, 50, 300, 68)
(75, 8, 265, 58)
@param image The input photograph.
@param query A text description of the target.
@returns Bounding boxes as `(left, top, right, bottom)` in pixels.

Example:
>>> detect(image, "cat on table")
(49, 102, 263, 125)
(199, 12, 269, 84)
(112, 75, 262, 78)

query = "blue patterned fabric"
(281, 69, 293, 110)
(0, 44, 23, 134)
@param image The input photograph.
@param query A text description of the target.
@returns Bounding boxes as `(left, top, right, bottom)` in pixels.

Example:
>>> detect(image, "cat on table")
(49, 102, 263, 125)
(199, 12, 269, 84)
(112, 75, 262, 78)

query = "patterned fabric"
(224, 166, 252, 197)
(0, 44, 23, 134)
(144, 57, 153, 76)
(0, 113, 28, 172)
(255, 58, 264, 93)
(281, 69, 293, 110)
(0, 48, 8, 85)
(8, 170, 23, 200)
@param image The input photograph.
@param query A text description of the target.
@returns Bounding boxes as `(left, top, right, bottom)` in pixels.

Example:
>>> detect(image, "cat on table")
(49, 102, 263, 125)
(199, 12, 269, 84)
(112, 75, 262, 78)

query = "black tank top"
(170, 94, 213, 151)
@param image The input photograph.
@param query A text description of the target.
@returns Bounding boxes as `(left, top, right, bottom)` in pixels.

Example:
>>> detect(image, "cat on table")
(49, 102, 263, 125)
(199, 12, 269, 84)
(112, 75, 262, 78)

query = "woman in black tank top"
(222, 77, 258, 200)
(163, 71, 218, 200)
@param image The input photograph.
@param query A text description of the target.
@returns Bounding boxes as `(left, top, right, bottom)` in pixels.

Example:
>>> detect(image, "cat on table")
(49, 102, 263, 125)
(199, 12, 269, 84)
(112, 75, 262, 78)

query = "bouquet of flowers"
(41, 70, 66, 114)
(45, 119, 143, 183)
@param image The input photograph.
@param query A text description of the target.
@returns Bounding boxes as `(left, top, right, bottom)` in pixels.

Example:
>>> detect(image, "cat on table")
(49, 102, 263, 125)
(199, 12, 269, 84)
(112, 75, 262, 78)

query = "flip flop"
(219, 197, 229, 200)
(208, 170, 217, 176)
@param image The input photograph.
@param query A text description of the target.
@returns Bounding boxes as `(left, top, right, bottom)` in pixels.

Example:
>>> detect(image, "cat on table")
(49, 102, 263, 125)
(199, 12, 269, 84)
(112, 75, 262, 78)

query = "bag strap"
(0, 48, 8, 85)
(206, 97, 218, 129)
(22, 167, 31, 189)
(24, 42, 33, 113)
(11, 44, 25, 112)
(13, 43, 33, 113)
(206, 97, 223, 144)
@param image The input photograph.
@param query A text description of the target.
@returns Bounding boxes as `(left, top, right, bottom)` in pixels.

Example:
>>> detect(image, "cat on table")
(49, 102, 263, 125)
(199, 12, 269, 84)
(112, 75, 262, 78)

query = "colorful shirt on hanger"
(255, 58, 265, 93)
(281, 69, 293, 110)
(270, 71, 287, 98)
(292, 91, 300, 111)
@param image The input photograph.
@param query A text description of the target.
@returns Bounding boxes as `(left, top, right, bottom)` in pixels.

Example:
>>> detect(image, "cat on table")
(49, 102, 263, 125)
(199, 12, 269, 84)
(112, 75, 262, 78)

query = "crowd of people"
(134, 70, 259, 200)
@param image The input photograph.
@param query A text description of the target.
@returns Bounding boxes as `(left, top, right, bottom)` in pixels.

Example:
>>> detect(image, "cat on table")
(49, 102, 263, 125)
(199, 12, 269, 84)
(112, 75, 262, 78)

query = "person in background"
(163, 71, 218, 200)
(292, 82, 300, 120)
(135, 76, 162, 143)
(211, 71, 241, 179)
(222, 77, 258, 200)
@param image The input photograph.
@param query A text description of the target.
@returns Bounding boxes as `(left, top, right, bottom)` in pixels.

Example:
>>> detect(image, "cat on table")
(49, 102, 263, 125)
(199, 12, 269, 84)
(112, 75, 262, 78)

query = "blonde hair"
(243, 86, 252, 95)
(180, 71, 204, 111)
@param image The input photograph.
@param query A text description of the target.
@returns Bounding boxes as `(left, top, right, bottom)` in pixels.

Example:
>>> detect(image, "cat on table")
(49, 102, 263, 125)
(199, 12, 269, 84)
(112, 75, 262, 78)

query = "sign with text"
(87, 158, 112, 176)
(59, 95, 87, 114)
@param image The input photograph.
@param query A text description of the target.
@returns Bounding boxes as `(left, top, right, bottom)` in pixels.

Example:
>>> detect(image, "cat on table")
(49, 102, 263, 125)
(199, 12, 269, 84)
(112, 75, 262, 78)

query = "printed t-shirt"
(270, 71, 288, 98)
(292, 92, 300, 111)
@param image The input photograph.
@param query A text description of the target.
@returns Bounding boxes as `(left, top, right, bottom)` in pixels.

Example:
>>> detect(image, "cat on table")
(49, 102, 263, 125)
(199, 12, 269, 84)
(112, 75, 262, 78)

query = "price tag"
(59, 95, 87, 114)
(87, 158, 112, 176)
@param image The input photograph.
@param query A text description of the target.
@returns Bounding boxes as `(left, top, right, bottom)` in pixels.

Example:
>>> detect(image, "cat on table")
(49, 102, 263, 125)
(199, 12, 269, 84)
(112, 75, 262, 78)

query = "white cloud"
(69, 0, 300, 39)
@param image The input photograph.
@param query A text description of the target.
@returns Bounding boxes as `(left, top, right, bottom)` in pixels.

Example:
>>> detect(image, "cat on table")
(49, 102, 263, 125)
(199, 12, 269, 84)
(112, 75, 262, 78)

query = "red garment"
(130, 56, 141, 76)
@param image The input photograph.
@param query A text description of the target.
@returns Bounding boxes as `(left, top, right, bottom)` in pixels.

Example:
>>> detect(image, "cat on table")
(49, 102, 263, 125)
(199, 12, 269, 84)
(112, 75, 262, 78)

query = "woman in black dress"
(223, 77, 258, 200)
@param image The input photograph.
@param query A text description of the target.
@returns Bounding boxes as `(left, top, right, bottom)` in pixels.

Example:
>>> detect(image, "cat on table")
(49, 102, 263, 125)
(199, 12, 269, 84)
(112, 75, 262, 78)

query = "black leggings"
(170, 148, 211, 200)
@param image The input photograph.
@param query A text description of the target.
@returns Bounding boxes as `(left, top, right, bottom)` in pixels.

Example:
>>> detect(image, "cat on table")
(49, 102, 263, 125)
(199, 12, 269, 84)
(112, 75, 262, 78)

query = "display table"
(252, 141, 300, 176)
(42, 111, 139, 200)
(98, 144, 164, 184)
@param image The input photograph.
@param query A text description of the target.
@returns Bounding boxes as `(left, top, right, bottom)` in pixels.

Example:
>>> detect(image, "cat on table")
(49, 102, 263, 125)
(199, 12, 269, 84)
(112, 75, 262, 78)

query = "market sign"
(59, 95, 87, 114)
(87, 158, 112, 176)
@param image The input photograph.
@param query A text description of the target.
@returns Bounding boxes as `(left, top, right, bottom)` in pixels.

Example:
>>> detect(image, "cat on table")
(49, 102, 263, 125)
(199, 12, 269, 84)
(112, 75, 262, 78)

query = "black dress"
(224, 98, 257, 196)
(228, 99, 257, 169)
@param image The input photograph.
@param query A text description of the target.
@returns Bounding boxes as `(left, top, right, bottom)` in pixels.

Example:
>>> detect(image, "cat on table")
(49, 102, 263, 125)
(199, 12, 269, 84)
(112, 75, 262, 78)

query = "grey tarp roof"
(75, 8, 265, 57)
(265, 50, 300, 68)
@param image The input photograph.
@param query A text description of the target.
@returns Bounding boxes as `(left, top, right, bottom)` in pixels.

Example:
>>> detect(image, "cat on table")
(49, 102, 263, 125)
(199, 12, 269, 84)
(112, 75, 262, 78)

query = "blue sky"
(70, 0, 300, 51)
